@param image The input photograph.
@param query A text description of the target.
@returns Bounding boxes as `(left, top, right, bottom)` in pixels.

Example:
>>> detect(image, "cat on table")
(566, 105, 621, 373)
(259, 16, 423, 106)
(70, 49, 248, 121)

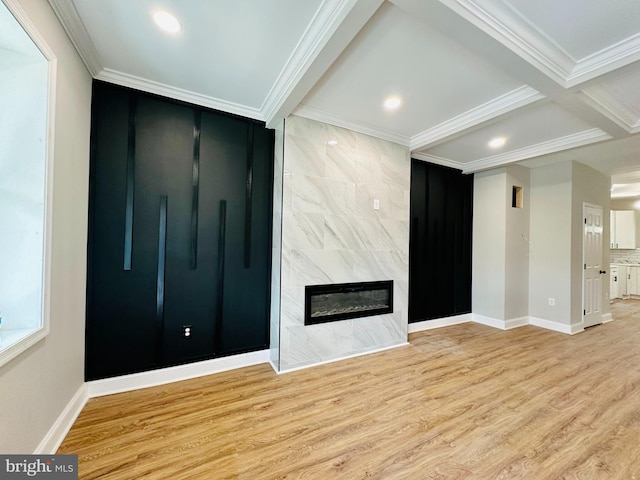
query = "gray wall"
(528, 161, 611, 327)
(0, 0, 91, 453)
(505, 165, 530, 320)
(472, 165, 530, 322)
(529, 162, 573, 324)
(475, 160, 610, 329)
(472, 169, 507, 320)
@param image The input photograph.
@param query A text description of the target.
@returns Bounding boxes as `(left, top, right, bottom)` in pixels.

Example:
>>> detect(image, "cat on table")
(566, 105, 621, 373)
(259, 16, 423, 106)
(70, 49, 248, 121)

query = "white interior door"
(583, 204, 604, 328)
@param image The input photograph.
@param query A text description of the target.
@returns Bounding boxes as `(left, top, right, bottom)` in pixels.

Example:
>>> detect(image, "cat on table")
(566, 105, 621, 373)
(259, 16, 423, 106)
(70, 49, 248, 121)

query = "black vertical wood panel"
(190, 110, 201, 269)
(156, 195, 168, 363)
(244, 123, 254, 268)
(409, 159, 473, 322)
(86, 84, 157, 380)
(123, 95, 136, 270)
(199, 112, 270, 355)
(215, 200, 227, 353)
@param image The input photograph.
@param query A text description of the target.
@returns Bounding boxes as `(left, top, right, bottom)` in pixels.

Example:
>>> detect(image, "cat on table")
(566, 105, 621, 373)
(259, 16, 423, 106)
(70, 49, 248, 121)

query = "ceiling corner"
(581, 86, 640, 134)
(97, 68, 264, 121)
(411, 152, 466, 171)
(48, 0, 102, 76)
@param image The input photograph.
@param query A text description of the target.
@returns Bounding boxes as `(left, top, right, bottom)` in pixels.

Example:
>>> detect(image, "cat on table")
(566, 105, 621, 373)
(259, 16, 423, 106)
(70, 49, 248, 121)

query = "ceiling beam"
(393, 0, 635, 160)
(263, 0, 384, 128)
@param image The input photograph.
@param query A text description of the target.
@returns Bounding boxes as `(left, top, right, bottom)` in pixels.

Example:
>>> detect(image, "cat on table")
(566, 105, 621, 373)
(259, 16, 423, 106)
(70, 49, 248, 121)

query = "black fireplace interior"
(305, 280, 393, 325)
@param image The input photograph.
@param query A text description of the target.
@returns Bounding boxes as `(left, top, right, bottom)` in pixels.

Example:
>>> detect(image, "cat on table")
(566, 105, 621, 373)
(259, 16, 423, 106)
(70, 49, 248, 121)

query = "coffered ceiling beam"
(263, 0, 384, 128)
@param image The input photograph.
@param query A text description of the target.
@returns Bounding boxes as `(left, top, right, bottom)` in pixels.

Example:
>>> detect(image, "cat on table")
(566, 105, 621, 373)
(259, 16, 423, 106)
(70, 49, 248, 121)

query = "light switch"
(373, 199, 380, 210)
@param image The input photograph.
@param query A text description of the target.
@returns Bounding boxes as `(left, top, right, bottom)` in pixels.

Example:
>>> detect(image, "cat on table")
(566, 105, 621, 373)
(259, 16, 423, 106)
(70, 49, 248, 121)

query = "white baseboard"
(602, 313, 613, 323)
(504, 316, 530, 329)
(408, 313, 472, 333)
(34, 384, 88, 454)
(87, 349, 270, 397)
(472, 314, 509, 329)
(276, 341, 408, 374)
(529, 317, 583, 335)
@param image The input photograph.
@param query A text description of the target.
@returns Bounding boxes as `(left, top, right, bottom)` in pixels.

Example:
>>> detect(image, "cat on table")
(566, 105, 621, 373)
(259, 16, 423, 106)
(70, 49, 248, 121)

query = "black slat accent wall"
(85, 81, 274, 380)
(409, 159, 473, 322)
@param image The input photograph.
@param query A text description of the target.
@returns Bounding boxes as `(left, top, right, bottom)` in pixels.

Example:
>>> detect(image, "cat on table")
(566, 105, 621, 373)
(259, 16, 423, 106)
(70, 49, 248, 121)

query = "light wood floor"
(59, 302, 640, 479)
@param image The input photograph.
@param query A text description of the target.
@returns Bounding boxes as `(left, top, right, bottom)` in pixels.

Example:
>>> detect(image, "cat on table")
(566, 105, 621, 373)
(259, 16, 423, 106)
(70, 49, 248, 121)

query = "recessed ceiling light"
(327, 140, 338, 146)
(153, 11, 182, 34)
(488, 137, 507, 149)
(383, 96, 402, 110)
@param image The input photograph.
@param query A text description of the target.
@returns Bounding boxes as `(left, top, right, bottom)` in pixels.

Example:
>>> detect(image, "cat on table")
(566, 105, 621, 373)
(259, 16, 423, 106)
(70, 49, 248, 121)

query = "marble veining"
(283, 212, 324, 250)
(286, 134, 326, 177)
(324, 215, 379, 251)
(292, 174, 354, 216)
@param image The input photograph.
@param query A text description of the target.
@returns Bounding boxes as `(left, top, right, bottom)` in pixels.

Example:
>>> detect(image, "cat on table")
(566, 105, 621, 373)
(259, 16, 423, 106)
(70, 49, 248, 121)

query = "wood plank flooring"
(59, 302, 640, 479)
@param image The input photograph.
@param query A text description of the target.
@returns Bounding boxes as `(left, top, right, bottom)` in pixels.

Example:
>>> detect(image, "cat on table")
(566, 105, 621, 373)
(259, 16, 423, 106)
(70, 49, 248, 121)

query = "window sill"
(0, 326, 48, 368)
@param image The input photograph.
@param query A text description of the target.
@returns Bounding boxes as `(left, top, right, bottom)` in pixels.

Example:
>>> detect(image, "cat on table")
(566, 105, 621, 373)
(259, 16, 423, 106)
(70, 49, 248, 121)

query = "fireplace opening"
(304, 280, 393, 325)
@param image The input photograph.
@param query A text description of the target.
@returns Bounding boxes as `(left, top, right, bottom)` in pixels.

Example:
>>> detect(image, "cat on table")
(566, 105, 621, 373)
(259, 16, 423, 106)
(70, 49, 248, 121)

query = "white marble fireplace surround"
(272, 115, 410, 372)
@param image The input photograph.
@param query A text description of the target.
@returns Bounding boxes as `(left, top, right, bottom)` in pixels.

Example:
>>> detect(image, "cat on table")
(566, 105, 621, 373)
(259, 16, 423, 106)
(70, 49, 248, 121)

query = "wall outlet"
(548, 298, 556, 306)
(183, 325, 192, 338)
(373, 199, 380, 211)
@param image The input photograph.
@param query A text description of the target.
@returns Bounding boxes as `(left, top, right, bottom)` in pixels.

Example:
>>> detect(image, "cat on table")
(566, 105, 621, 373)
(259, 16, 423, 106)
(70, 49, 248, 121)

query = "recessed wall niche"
(0, 0, 54, 366)
(512, 185, 523, 209)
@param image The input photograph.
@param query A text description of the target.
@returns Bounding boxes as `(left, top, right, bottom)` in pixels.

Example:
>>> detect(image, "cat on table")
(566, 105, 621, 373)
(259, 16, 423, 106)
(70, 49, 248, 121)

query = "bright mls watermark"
(0, 455, 77, 479)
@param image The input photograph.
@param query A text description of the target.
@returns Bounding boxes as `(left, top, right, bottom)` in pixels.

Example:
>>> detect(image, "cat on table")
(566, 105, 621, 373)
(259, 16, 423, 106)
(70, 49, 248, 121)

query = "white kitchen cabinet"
(611, 266, 620, 299)
(627, 266, 639, 296)
(610, 210, 636, 249)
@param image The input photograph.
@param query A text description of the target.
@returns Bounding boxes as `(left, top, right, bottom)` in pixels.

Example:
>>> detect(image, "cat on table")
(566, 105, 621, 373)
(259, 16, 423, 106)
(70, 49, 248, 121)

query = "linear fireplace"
(304, 280, 394, 325)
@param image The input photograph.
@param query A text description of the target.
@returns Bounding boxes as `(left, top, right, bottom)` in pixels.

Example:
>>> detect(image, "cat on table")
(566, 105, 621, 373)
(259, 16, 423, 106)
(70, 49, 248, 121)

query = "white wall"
(274, 115, 410, 371)
(0, 0, 91, 453)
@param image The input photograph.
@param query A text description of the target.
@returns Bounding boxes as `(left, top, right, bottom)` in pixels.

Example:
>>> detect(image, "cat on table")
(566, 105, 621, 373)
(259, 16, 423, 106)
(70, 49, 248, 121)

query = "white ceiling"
(48, 0, 640, 193)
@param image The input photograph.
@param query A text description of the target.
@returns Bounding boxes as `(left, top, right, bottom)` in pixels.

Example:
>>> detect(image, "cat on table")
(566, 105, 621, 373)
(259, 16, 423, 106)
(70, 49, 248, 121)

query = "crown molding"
(48, 0, 101, 76)
(411, 152, 466, 171)
(461, 128, 612, 173)
(294, 104, 411, 146)
(410, 85, 544, 150)
(569, 33, 640, 87)
(581, 86, 640, 134)
(261, 0, 363, 125)
(439, 0, 640, 89)
(96, 69, 263, 120)
(438, 0, 572, 87)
